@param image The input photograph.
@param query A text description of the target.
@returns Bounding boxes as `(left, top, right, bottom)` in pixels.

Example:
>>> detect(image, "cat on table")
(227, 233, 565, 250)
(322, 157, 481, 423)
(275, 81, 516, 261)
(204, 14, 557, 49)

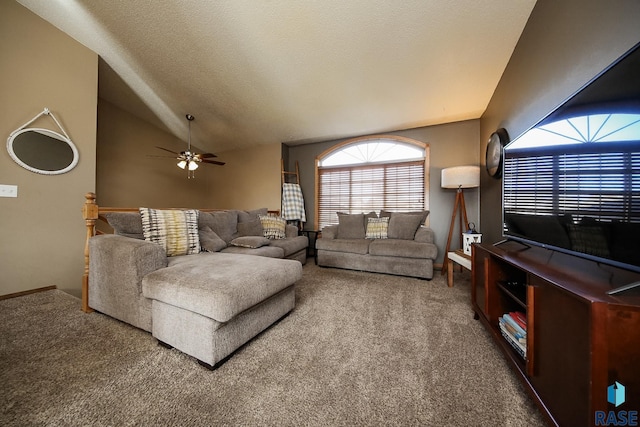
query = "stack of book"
(498, 311, 527, 359)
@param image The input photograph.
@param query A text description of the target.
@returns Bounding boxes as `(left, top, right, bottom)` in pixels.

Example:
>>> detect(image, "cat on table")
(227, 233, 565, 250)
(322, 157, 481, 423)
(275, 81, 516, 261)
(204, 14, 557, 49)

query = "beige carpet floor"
(0, 263, 546, 426)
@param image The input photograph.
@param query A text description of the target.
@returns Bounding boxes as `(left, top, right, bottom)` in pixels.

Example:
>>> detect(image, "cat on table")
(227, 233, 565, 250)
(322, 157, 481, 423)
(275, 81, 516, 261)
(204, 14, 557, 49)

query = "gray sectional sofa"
(316, 211, 437, 279)
(84, 200, 307, 369)
(102, 207, 309, 263)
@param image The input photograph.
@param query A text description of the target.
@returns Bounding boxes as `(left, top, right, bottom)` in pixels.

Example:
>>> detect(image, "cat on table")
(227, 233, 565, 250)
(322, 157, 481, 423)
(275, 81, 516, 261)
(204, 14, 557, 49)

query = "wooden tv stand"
(472, 242, 640, 427)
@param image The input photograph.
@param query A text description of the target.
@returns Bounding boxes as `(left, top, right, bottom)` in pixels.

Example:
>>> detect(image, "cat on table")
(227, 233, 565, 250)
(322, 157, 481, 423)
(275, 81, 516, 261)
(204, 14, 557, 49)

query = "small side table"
(299, 229, 320, 264)
(447, 249, 471, 287)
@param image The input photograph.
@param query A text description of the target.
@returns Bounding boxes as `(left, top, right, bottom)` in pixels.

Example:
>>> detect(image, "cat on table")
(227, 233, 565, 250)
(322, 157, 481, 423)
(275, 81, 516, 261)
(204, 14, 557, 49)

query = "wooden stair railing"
(81, 192, 98, 313)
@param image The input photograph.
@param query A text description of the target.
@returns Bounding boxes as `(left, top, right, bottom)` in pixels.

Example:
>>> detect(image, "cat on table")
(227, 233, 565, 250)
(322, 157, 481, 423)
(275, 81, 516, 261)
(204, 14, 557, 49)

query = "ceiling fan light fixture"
(158, 113, 222, 177)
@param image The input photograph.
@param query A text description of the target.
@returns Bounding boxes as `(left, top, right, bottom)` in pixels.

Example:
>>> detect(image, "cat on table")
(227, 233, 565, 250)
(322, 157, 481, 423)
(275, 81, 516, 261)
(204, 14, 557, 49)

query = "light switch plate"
(0, 184, 18, 197)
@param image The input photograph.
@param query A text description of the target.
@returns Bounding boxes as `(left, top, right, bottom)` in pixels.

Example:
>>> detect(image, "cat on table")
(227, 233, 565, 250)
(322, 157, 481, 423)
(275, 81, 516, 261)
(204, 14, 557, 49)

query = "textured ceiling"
(17, 0, 536, 153)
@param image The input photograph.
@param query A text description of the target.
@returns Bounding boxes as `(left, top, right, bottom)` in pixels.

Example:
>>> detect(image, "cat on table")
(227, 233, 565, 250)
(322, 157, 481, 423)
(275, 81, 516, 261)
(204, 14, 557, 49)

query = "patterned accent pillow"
(366, 216, 389, 239)
(139, 208, 200, 256)
(259, 215, 287, 240)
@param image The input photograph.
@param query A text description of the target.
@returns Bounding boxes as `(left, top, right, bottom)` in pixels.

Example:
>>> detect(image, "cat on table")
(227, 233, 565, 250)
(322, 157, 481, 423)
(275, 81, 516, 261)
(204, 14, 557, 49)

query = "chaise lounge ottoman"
(141, 252, 302, 369)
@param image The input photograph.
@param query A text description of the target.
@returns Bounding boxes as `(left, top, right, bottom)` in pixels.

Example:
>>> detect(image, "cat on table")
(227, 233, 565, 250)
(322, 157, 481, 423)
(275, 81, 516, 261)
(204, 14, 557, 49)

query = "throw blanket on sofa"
(281, 183, 306, 222)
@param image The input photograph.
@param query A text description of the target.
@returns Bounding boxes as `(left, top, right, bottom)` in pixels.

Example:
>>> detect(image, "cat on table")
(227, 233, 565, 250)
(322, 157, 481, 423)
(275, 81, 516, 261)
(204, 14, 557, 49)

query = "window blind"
(317, 160, 425, 229)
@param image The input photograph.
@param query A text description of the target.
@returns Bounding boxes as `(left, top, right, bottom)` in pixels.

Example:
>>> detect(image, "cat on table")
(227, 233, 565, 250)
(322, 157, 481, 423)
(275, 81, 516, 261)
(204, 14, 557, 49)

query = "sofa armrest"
(321, 225, 338, 240)
(88, 234, 167, 326)
(285, 224, 299, 238)
(414, 226, 435, 244)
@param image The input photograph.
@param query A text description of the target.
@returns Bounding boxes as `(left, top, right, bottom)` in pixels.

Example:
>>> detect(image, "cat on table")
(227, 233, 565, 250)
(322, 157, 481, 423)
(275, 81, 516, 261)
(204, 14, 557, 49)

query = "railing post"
(82, 192, 98, 313)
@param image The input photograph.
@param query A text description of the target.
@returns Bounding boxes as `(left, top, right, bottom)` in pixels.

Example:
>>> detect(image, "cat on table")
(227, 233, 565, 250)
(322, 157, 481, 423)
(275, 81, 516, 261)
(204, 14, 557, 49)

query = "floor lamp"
(441, 166, 480, 275)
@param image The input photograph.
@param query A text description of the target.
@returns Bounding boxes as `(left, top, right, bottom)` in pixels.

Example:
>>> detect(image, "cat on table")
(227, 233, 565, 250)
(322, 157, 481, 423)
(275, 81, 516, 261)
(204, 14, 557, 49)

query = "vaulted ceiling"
(17, 0, 536, 153)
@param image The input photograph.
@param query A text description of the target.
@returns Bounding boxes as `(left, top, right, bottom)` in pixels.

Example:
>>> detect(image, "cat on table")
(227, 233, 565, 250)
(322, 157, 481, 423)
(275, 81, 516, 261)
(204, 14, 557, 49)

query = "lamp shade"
(441, 166, 480, 189)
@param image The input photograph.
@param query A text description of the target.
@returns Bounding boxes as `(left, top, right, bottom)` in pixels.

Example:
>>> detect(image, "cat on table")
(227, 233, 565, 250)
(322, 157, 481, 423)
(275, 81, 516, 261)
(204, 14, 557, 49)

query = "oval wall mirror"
(7, 128, 79, 174)
(7, 108, 79, 175)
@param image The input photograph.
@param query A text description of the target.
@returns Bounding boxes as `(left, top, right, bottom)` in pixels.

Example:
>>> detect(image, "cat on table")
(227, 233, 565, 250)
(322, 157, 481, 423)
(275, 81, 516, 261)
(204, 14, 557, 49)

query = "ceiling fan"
(156, 114, 225, 178)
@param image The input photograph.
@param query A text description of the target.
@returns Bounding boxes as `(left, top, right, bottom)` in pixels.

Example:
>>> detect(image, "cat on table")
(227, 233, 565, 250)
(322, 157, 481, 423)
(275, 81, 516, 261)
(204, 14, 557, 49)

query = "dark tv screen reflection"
(502, 42, 640, 273)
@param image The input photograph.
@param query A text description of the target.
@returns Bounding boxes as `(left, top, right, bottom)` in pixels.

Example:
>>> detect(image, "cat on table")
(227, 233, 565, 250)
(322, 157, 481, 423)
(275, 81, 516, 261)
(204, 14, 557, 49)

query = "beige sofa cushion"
(222, 245, 284, 258)
(103, 212, 144, 240)
(387, 213, 423, 240)
(200, 227, 227, 252)
(229, 236, 271, 248)
(268, 235, 309, 257)
(199, 211, 238, 243)
(369, 239, 437, 259)
(237, 219, 264, 237)
(237, 208, 268, 223)
(315, 238, 371, 255)
(380, 209, 429, 225)
(337, 213, 365, 239)
(142, 252, 301, 322)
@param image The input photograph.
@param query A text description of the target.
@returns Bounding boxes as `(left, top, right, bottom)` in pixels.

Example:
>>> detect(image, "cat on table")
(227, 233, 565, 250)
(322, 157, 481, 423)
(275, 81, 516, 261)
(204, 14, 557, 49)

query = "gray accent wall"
(480, 0, 640, 244)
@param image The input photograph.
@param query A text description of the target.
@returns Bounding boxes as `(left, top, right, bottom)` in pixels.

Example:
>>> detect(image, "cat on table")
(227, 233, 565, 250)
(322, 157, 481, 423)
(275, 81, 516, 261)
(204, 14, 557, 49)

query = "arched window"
(315, 135, 429, 230)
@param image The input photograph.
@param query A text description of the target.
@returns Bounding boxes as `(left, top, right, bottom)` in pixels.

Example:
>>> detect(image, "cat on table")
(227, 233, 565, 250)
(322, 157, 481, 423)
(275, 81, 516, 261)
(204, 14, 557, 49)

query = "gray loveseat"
(83, 197, 307, 369)
(316, 211, 437, 279)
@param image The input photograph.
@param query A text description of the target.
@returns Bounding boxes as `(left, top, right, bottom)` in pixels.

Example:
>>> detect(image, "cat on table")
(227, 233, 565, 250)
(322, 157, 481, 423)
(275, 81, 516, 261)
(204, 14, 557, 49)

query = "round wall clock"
(485, 128, 509, 179)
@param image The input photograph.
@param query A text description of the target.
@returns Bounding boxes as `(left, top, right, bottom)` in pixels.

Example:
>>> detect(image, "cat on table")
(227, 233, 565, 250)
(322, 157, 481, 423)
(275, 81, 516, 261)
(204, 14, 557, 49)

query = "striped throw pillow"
(139, 208, 200, 256)
(259, 214, 287, 239)
(365, 216, 389, 239)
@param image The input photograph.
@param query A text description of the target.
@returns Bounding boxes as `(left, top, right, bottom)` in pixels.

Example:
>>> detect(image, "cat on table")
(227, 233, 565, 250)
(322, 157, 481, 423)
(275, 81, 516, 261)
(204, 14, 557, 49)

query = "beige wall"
(480, 0, 640, 243)
(97, 101, 213, 208)
(98, 100, 281, 211)
(286, 119, 480, 263)
(208, 143, 282, 211)
(0, 1, 98, 297)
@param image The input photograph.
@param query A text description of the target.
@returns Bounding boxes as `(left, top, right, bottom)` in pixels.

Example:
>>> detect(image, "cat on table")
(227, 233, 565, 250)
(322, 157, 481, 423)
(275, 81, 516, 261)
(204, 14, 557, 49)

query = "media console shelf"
(472, 242, 640, 427)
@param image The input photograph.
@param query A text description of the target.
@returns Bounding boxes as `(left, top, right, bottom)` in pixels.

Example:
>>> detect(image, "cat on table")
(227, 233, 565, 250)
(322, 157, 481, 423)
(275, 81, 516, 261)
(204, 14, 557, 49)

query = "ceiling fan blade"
(202, 159, 226, 166)
(197, 153, 218, 158)
(156, 146, 179, 155)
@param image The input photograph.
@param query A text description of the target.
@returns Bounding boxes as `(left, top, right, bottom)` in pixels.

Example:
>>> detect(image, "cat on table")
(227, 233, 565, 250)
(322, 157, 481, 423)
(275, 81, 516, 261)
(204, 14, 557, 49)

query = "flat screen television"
(502, 41, 640, 285)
